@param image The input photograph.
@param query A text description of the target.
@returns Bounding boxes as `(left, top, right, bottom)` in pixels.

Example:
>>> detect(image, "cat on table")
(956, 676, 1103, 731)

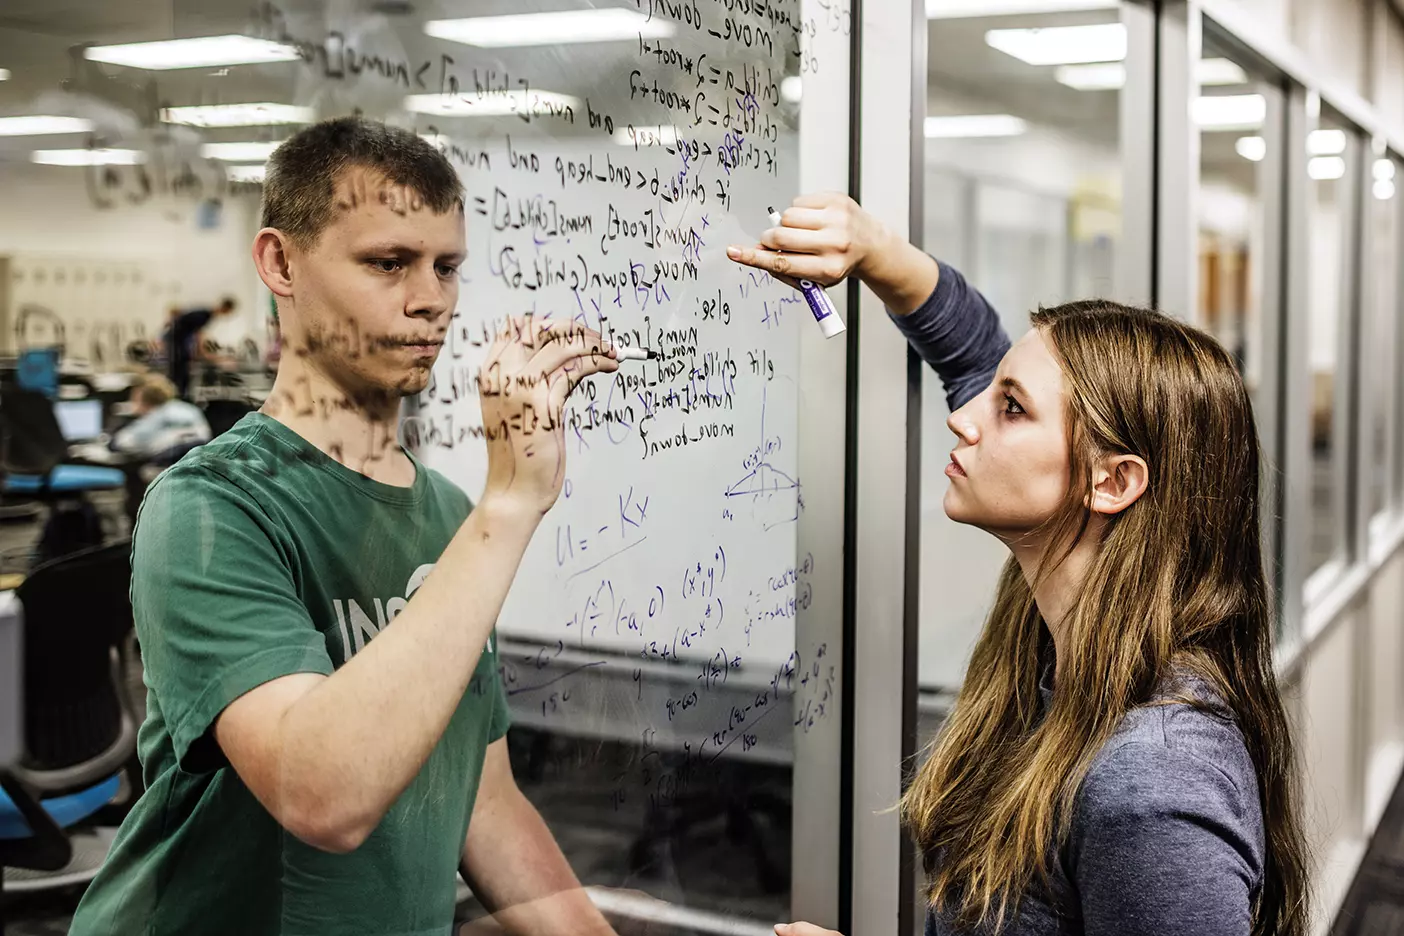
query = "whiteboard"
(407, 2, 812, 674)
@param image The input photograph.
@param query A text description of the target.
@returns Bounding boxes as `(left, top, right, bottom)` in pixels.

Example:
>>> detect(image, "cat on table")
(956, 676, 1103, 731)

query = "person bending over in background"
(110, 372, 212, 459)
(164, 294, 238, 398)
(729, 194, 1309, 936)
(70, 118, 621, 936)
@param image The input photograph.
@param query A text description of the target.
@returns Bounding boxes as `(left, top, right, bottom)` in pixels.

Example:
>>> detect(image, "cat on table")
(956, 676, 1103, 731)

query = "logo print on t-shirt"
(331, 564, 495, 662)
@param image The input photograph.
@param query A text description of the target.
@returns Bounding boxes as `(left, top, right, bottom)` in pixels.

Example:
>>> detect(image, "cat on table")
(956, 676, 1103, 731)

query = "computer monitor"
(53, 398, 103, 442)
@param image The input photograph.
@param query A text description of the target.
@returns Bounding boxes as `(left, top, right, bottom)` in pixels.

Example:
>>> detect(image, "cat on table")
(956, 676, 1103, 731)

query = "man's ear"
(252, 228, 295, 299)
(1086, 453, 1149, 516)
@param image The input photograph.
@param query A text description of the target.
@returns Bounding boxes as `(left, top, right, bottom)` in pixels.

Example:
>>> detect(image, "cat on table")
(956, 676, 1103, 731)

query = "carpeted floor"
(1331, 773, 1404, 936)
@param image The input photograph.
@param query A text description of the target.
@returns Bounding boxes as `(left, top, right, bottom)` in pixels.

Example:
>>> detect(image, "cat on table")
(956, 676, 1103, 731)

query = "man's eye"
(369, 259, 402, 273)
(436, 264, 458, 278)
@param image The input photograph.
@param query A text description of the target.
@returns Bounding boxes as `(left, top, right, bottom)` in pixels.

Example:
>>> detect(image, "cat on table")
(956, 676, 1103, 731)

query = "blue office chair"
(0, 386, 125, 561)
(1, 542, 137, 925)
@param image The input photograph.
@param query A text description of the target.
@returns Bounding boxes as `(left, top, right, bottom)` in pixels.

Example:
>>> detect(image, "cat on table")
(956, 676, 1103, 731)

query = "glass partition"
(918, 0, 1125, 700)
(0, 1, 851, 932)
(1366, 152, 1399, 531)
(1303, 110, 1361, 593)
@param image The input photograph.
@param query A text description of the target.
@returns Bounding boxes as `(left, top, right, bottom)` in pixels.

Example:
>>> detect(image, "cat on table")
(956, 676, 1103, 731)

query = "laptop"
(53, 398, 104, 443)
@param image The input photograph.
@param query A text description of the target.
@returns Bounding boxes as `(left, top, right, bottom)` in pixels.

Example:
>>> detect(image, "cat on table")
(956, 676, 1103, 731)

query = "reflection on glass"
(919, 2, 1122, 701)
(1195, 38, 1278, 415)
(1367, 156, 1398, 522)
(1305, 114, 1358, 579)
(0, 0, 841, 931)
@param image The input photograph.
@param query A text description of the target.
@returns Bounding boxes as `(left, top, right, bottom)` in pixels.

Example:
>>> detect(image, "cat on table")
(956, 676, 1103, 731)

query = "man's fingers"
(546, 353, 617, 415)
(527, 327, 613, 380)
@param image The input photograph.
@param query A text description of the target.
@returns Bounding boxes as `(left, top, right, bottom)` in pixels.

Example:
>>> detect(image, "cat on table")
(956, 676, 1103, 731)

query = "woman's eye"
(1003, 394, 1025, 416)
(370, 259, 402, 273)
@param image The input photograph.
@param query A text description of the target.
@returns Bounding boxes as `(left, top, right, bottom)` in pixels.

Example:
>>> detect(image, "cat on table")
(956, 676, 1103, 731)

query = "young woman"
(727, 193, 1309, 936)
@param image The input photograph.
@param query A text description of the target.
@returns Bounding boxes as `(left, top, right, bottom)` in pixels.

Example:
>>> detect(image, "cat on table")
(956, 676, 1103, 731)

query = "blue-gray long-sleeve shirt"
(895, 265, 1266, 936)
(887, 261, 1010, 413)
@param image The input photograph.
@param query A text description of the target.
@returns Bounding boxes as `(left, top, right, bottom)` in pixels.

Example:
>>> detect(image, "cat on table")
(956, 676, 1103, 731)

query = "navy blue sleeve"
(887, 260, 1011, 412)
(1069, 740, 1263, 936)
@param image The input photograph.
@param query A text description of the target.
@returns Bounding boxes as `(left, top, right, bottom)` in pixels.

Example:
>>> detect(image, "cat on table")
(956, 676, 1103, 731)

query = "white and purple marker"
(768, 207, 847, 340)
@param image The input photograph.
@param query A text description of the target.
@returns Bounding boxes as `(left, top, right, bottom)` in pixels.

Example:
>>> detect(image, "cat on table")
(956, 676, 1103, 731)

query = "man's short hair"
(261, 117, 463, 248)
(133, 372, 177, 409)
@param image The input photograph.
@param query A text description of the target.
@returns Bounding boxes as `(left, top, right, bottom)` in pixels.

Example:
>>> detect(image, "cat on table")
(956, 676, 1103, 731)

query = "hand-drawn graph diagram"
(724, 383, 801, 531)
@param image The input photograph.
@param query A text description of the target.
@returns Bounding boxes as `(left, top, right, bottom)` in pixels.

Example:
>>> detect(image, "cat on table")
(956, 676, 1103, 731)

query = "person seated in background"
(111, 372, 212, 461)
(164, 295, 239, 398)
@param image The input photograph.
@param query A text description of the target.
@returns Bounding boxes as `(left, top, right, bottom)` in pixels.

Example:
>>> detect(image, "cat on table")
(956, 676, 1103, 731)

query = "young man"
(70, 118, 620, 936)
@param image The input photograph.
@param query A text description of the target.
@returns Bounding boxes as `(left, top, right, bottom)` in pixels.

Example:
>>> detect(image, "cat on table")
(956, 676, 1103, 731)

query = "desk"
(67, 444, 128, 467)
(0, 591, 21, 768)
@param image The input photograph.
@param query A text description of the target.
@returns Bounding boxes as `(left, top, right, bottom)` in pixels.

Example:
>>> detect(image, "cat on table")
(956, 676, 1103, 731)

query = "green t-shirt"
(70, 413, 510, 936)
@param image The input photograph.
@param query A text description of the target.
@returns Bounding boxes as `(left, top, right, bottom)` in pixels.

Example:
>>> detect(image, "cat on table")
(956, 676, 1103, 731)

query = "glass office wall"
(1195, 34, 1283, 415)
(0, 1, 851, 932)
(1367, 152, 1400, 529)
(1304, 110, 1361, 590)
(918, 0, 1125, 699)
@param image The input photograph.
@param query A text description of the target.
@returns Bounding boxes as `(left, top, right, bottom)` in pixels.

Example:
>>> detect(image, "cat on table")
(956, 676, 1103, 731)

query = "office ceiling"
(0, 0, 1296, 196)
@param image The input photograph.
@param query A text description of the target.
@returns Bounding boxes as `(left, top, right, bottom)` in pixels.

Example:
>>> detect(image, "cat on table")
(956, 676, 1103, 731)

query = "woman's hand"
(774, 922, 844, 936)
(726, 192, 940, 316)
(726, 191, 891, 288)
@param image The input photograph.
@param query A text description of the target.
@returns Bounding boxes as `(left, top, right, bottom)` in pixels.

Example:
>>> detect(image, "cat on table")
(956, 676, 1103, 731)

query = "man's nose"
(406, 265, 450, 318)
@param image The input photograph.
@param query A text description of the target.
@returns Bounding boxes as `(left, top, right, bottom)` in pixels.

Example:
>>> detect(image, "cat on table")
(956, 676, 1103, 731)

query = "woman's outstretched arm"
(726, 191, 1010, 411)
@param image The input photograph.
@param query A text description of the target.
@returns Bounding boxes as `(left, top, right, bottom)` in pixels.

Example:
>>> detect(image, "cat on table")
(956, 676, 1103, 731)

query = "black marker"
(614, 347, 659, 361)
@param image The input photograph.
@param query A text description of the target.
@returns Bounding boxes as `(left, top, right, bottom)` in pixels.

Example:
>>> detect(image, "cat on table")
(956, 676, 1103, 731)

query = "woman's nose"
(946, 405, 979, 444)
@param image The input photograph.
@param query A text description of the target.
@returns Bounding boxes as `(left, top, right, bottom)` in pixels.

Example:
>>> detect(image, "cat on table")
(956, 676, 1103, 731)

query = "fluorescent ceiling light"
(404, 90, 580, 117)
(0, 69, 10, 81)
(613, 125, 678, 146)
(985, 23, 1125, 66)
(424, 10, 673, 47)
(1056, 57, 1246, 91)
(1307, 128, 1345, 155)
(925, 114, 1027, 138)
(0, 115, 95, 136)
(1235, 136, 1266, 162)
(781, 76, 802, 103)
(1193, 93, 1265, 130)
(161, 103, 314, 127)
(84, 35, 299, 70)
(1197, 58, 1248, 86)
(928, 0, 1116, 17)
(226, 163, 267, 183)
(1374, 158, 1396, 181)
(1374, 179, 1395, 200)
(1054, 62, 1124, 90)
(1308, 156, 1345, 180)
(31, 148, 145, 166)
(202, 141, 281, 161)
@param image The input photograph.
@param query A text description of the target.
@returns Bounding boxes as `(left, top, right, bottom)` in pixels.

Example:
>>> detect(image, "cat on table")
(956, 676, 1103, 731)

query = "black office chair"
(0, 541, 137, 926)
(0, 386, 125, 562)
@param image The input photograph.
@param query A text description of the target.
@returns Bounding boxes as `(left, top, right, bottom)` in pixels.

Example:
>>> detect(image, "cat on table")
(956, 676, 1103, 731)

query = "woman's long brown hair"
(899, 300, 1309, 935)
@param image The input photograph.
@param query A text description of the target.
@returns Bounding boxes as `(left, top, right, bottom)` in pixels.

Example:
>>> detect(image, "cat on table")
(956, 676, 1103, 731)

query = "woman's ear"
(252, 228, 295, 299)
(1086, 453, 1149, 516)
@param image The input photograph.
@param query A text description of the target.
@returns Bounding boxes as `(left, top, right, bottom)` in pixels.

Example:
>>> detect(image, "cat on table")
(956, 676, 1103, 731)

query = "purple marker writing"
(768, 207, 847, 339)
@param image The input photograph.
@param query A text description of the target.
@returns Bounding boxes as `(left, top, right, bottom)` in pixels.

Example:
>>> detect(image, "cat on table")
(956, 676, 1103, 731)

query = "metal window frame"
(1278, 83, 1314, 647)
